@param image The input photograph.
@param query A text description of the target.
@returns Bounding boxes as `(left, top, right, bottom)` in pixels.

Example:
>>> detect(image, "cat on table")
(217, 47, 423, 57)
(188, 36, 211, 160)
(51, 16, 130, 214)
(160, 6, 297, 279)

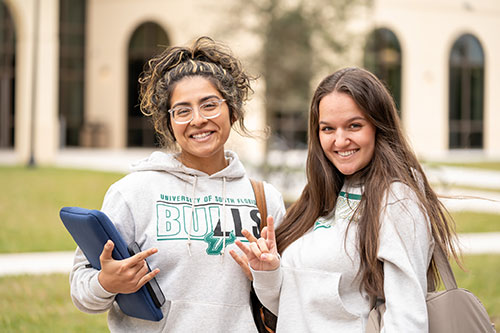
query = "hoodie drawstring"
(221, 177, 227, 260)
(187, 175, 198, 256)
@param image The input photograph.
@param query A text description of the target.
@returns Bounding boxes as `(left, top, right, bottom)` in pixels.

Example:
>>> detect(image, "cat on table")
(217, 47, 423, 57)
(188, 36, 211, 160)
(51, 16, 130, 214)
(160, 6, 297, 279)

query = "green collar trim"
(339, 191, 362, 200)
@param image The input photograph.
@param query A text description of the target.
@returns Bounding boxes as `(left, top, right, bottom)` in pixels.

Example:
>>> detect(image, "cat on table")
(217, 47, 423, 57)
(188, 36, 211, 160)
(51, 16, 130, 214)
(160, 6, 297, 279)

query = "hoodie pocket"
(280, 267, 360, 330)
(163, 299, 258, 332)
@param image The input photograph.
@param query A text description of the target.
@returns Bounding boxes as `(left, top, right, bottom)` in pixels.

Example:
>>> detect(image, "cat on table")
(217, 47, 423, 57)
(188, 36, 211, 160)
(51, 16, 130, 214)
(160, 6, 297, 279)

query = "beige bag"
(366, 245, 496, 332)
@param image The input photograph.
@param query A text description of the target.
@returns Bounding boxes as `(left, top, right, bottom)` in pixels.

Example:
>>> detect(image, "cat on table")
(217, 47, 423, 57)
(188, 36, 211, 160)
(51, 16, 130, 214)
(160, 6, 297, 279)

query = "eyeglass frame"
(167, 98, 227, 125)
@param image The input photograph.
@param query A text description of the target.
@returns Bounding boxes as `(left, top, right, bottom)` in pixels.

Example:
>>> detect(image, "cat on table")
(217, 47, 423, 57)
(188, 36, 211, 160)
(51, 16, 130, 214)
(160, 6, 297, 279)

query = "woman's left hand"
(235, 216, 280, 272)
(229, 249, 253, 281)
(230, 228, 259, 281)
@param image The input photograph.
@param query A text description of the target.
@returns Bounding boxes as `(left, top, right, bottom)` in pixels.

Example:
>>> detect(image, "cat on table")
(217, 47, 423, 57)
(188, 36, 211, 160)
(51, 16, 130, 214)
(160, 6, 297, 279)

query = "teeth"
(192, 132, 211, 139)
(338, 150, 356, 157)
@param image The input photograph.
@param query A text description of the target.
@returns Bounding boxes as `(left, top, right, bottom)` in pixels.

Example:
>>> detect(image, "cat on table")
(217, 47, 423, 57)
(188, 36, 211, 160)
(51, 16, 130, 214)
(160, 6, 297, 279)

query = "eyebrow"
(319, 116, 367, 125)
(172, 94, 221, 108)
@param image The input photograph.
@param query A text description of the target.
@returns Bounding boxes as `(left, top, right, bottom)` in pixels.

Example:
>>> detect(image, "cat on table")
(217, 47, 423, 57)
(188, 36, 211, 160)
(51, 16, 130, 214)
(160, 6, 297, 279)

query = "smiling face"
(318, 91, 376, 176)
(170, 76, 232, 174)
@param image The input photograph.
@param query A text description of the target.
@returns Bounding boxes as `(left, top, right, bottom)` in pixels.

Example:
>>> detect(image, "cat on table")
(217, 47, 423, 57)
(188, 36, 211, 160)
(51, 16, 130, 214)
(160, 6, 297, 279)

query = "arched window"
(127, 22, 169, 147)
(364, 28, 402, 113)
(449, 34, 484, 149)
(0, 1, 16, 148)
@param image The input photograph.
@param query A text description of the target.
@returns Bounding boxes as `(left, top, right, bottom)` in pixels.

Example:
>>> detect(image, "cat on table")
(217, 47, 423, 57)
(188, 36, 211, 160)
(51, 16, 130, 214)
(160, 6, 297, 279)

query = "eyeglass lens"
(171, 99, 224, 124)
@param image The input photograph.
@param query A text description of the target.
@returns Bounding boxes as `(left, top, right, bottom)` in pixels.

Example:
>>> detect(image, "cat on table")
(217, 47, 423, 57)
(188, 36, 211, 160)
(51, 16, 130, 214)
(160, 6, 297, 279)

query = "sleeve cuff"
(90, 272, 118, 299)
(251, 266, 283, 290)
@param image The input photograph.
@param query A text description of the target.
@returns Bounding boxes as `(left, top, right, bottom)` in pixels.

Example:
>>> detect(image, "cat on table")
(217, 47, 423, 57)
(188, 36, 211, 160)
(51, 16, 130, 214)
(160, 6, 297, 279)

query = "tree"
(224, 0, 372, 149)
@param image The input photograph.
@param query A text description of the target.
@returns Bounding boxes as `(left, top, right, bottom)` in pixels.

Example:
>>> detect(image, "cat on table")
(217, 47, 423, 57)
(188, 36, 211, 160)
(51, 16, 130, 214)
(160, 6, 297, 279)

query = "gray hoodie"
(252, 181, 433, 332)
(70, 150, 285, 332)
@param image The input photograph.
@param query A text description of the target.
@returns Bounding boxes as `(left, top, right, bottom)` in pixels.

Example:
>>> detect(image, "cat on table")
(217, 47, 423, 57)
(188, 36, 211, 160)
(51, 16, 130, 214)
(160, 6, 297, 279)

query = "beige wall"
(479, 6, 500, 158)
(3, 0, 500, 165)
(372, 0, 500, 159)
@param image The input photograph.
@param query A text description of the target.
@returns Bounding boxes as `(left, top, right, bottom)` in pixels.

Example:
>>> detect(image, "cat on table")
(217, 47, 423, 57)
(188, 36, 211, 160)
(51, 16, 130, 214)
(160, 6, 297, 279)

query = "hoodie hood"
(130, 150, 246, 182)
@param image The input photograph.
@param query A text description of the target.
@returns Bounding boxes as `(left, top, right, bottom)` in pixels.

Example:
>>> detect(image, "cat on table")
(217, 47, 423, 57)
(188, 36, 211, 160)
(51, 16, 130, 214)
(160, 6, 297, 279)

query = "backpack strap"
(250, 179, 267, 231)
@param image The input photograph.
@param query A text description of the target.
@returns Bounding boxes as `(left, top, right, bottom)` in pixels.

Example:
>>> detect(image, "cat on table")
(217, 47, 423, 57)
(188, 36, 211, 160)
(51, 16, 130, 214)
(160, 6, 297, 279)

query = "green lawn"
(424, 161, 500, 172)
(0, 166, 124, 253)
(0, 166, 498, 330)
(0, 274, 108, 332)
(0, 255, 497, 331)
(1, 166, 499, 253)
(452, 211, 500, 233)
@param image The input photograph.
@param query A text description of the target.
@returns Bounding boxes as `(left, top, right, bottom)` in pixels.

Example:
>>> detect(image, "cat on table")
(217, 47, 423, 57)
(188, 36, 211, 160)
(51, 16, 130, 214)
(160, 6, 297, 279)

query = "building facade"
(1, 0, 500, 167)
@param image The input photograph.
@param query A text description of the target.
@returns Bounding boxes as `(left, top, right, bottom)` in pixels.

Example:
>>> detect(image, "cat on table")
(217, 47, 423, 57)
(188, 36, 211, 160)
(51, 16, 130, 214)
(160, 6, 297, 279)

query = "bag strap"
(249, 179, 277, 333)
(250, 179, 267, 231)
(431, 244, 458, 290)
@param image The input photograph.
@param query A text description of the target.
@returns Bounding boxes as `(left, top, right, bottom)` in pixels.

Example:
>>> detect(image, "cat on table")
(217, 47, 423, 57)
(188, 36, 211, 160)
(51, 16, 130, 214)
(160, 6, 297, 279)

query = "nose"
(190, 108, 207, 126)
(334, 129, 350, 147)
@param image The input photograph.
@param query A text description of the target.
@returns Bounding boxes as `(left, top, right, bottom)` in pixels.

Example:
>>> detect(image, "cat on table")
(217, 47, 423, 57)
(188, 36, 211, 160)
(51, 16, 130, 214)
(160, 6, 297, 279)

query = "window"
(364, 28, 402, 114)
(270, 111, 308, 150)
(0, 0, 15, 148)
(127, 22, 169, 147)
(449, 34, 484, 149)
(265, 9, 311, 150)
(59, 0, 86, 146)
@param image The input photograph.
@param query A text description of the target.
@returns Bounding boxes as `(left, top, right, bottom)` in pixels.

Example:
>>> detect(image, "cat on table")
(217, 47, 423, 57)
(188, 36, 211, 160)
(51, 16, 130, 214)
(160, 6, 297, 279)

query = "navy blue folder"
(60, 206, 164, 321)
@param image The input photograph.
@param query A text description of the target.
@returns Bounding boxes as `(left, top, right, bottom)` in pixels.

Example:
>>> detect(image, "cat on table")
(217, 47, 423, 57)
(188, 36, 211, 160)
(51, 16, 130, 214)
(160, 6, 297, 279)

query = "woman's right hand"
(235, 216, 280, 271)
(97, 240, 160, 294)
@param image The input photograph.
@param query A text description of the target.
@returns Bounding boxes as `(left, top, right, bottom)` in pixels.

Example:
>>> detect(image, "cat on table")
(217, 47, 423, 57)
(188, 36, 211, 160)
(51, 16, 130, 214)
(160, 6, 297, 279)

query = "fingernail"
(261, 254, 268, 260)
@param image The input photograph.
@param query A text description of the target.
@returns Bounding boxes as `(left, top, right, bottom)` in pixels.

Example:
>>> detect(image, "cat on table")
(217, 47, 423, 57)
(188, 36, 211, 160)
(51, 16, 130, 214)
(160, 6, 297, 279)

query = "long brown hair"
(276, 67, 460, 297)
(139, 36, 255, 147)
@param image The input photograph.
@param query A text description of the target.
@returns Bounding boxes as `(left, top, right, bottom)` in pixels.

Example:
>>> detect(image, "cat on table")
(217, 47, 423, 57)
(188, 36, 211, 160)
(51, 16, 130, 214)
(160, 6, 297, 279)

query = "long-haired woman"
(236, 67, 460, 332)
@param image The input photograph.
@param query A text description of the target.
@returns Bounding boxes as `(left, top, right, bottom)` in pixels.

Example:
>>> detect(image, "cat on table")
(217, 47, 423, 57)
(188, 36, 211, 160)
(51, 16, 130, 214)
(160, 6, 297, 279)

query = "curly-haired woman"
(70, 36, 285, 332)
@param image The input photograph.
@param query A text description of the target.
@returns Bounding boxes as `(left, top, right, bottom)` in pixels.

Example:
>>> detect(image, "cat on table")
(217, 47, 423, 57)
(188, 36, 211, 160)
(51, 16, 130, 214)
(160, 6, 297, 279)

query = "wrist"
(92, 271, 117, 298)
(97, 271, 115, 293)
(272, 253, 281, 270)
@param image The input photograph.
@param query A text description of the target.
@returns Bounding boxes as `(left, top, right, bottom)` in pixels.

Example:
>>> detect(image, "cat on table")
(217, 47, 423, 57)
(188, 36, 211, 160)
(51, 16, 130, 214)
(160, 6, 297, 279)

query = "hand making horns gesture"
(232, 216, 280, 273)
(98, 240, 160, 294)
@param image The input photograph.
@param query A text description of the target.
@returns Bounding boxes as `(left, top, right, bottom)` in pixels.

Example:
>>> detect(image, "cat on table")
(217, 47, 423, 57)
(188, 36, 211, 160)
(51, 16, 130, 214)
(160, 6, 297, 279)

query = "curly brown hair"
(139, 36, 255, 147)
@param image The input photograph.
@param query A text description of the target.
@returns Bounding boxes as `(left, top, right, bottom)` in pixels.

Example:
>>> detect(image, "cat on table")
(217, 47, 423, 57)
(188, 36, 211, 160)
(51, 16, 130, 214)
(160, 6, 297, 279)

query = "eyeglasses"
(168, 99, 226, 124)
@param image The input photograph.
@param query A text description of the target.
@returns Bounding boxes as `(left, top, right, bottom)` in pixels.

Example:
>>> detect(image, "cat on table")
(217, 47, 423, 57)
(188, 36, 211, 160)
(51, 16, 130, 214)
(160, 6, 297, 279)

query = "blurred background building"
(1, 0, 500, 172)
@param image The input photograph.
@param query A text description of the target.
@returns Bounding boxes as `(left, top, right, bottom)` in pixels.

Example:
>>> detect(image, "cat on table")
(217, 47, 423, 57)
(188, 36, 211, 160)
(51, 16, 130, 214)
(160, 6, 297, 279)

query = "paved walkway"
(1, 232, 499, 276)
(0, 251, 75, 276)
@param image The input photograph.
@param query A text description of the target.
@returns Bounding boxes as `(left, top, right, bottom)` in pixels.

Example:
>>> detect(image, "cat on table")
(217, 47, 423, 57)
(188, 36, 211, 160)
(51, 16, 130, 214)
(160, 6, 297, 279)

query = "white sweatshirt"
(252, 181, 434, 332)
(70, 150, 286, 332)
